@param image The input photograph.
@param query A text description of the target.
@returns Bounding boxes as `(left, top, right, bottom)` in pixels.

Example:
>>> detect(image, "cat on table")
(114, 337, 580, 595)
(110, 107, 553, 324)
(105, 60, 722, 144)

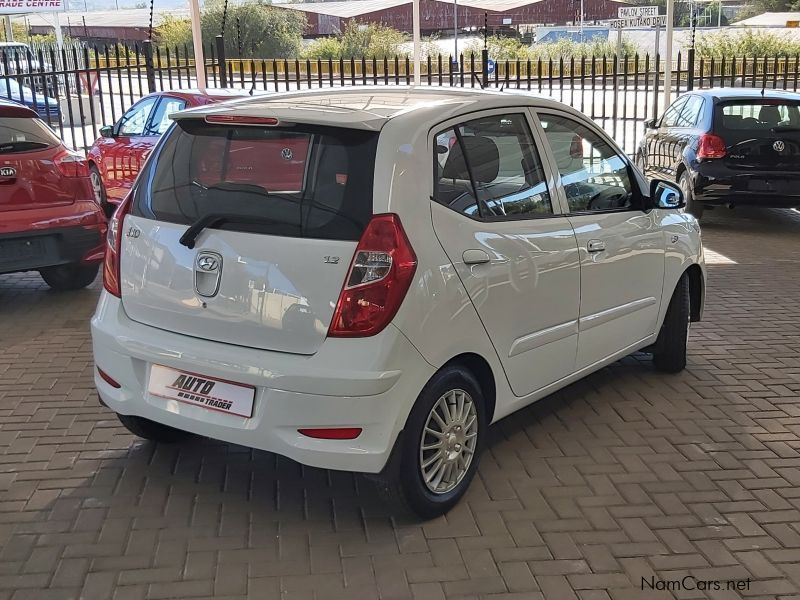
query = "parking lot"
(1, 206, 799, 599)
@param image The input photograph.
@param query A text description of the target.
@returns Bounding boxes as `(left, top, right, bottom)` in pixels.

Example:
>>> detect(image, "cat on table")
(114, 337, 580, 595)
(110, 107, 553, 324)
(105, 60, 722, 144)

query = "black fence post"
(482, 48, 489, 88)
(142, 39, 157, 94)
(216, 35, 227, 88)
(687, 47, 695, 91)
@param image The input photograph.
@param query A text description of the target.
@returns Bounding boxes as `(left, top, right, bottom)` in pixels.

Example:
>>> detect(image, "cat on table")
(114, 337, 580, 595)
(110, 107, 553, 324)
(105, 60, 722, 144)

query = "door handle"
(463, 249, 491, 265)
(587, 240, 606, 253)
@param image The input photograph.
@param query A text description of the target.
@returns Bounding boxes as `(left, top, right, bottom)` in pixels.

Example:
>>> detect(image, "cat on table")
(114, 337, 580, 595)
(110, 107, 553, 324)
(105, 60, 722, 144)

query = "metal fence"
(3, 40, 800, 155)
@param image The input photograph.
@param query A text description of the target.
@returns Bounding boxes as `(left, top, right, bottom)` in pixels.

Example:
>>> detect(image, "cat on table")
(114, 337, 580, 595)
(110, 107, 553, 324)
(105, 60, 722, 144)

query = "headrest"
(759, 105, 781, 124)
(442, 136, 500, 183)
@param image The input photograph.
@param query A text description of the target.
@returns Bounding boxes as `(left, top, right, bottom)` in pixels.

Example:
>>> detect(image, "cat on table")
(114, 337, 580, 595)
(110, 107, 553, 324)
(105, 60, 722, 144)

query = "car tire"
(39, 263, 99, 291)
(377, 365, 487, 519)
(652, 273, 690, 373)
(679, 171, 704, 220)
(89, 165, 113, 218)
(117, 414, 194, 443)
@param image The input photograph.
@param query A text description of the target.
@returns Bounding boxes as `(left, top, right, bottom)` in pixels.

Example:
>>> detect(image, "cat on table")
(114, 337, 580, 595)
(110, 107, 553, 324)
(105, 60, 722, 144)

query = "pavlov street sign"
(0, 0, 64, 14)
(618, 5, 658, 18)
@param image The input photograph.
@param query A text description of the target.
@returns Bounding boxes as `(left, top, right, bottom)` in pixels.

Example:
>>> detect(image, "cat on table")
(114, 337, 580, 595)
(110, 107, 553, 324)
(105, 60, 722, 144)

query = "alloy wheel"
(90, 170, 103, 204)
(419, 388, 478, 494)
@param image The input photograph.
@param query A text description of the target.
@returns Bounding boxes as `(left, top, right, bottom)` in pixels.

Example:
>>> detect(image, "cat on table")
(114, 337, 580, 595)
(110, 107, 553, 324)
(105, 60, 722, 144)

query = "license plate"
(147, 364, 255, 418)
(0, 238, 44, 262)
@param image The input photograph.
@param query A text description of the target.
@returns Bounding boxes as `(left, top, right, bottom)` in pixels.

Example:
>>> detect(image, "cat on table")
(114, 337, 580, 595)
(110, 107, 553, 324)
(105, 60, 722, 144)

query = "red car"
(1, 99, 106, 290)
(86, 89, 254, 215)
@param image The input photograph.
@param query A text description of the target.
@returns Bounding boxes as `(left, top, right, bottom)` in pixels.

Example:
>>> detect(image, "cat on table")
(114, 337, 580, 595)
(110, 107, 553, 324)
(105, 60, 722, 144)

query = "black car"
(637, 87, 800, 218)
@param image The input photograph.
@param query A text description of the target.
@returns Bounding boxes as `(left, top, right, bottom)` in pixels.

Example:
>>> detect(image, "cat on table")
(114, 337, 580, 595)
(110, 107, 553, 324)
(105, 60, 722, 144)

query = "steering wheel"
(586, 187, 628, 211)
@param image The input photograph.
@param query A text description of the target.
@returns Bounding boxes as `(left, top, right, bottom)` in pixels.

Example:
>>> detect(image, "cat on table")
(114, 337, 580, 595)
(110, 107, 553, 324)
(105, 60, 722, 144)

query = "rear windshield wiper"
(179, 212, 284, 248)
(0, 141, 50, 153)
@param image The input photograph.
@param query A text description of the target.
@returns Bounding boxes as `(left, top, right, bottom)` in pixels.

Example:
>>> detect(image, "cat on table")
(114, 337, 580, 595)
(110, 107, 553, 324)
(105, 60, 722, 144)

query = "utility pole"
(3, 16, 13, 42)
(453, 0, 458, 61)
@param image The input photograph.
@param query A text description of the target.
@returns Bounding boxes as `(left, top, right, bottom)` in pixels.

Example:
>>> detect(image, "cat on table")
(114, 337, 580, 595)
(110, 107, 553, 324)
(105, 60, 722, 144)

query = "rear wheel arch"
(440, 353, 496, 424)
(675, 162, 687, 183)
(685, 263, 704, 322)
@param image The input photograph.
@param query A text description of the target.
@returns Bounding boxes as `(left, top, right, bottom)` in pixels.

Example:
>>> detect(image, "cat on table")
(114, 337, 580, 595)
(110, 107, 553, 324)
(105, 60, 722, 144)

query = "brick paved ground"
(1, 207, 800, 600)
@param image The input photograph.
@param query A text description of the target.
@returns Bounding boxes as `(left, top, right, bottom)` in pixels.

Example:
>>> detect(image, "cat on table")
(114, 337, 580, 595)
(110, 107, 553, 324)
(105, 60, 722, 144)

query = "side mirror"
(644, 118, 657, 129)
(650, 179, 685, 210)
(99, 125, 114, 138)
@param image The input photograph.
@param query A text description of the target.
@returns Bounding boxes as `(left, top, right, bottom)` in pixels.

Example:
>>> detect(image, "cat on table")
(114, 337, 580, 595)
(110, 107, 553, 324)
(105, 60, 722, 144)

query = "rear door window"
(675, 95, 704, 127)
(0, 116, 60, 153)
(132, 121, 378, 241)
(434, 113, 553, 219)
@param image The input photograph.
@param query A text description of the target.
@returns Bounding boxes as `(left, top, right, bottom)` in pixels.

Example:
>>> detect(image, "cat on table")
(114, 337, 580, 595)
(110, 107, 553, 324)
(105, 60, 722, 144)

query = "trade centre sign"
(610, 6, 666, 29)
(0, 0, 64, 14)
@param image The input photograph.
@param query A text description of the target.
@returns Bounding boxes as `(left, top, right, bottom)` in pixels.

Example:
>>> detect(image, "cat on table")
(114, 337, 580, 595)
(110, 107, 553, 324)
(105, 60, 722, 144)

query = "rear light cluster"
(103, 196, 132, 298)
(328, 214, 417, 338)
(697, 134, 727, 159)
(54, 149, 90, 178)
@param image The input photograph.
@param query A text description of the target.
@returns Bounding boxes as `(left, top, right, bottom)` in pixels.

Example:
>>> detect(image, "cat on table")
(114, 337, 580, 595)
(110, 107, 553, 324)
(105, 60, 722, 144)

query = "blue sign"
(487, 59, 496, 75)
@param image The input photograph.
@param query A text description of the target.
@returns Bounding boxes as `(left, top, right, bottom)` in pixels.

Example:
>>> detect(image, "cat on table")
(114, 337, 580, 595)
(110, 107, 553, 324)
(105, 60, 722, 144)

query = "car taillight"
(102, 196, 132, 298)
(697, 134, 727, 159)
(54, 149, 90, 178)
(328, 214, 417, 338)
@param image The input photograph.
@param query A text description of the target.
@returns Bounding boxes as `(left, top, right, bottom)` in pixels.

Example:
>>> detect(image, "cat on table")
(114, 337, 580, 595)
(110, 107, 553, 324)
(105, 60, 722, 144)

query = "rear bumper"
(91, 292, 435, 473)
(0, 223, 105, 275)
(692, 164, 800, 207)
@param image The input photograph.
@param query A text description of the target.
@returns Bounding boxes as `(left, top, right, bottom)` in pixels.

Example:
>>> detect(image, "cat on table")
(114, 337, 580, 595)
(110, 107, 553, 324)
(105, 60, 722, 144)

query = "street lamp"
(454, 0, 458, 59)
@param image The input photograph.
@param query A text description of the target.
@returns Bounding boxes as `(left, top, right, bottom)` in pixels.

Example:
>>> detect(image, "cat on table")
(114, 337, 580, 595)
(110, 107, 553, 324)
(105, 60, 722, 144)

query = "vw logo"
(0, 166, 16, 178)
(197, 254, 220, 272)
(773, 140, 786, 152)
(281, 147, 293, 161)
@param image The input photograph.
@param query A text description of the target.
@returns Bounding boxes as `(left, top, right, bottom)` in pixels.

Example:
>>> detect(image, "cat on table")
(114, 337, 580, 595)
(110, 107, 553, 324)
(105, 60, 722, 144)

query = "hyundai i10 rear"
(92, 88, 705, 518)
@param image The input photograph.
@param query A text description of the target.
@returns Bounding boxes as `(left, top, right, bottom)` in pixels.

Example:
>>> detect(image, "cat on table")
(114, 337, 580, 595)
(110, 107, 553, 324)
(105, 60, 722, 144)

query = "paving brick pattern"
(2, 207, 800, 600)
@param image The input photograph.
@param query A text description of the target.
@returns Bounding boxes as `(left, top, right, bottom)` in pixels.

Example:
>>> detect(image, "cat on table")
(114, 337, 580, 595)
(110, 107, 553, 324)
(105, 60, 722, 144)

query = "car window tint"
(146, 97, 186, 136)
(118, 97, 157, 137)
(132, 121, 378, 242)
(661, 97, 688, 127)
(676, 96, 704, 127)
(0, 116, 60, 153)
(540, 114, 635, 213)
(434, 113, 552, 219)
(717, 100, 800, 130)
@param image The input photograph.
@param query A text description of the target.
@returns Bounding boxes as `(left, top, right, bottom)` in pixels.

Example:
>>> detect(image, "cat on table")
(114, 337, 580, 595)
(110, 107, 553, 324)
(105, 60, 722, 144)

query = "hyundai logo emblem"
(0, 167, 16, 178)
(773, 140, 786, 152)
(197, 254, 220, 272)
(281, 147, 293, 161)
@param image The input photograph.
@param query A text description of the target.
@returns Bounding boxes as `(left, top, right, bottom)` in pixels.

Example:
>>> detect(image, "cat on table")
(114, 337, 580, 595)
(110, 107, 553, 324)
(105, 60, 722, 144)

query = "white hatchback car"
(92, 87, 706, 518)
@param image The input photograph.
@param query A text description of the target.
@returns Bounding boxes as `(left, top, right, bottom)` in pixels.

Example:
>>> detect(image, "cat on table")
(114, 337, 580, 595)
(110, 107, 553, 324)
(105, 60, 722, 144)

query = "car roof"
(0, 97, 37, 118)
(693, 87, 800, 101)
(172, 86, 575, 130)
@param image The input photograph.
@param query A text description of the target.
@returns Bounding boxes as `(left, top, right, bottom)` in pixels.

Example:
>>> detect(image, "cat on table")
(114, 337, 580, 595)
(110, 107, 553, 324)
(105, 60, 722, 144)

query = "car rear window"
(131, 120, 379, 241)
(716, 100, 800, 131)
(0, 116, 60, 153)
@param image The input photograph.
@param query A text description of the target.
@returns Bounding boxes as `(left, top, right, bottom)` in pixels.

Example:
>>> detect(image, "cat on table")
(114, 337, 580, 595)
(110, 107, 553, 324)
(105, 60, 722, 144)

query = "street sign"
(0, 0, 64, 14)
(610, 14, 666, 29)
(618, 5, 658, 18)
(487, 59, 496, 75)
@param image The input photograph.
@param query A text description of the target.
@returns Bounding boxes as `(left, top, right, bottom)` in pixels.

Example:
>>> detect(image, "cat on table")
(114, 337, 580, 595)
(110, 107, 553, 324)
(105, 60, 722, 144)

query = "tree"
(695, 28, 800, 57)
(302, 22, 409, 59)
(155, 1, 305, 59)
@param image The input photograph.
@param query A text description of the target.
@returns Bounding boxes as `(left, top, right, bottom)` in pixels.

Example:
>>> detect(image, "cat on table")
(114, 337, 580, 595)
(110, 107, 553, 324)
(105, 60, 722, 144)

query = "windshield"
(132, 120, 379, 241)
(716, 100, 800, 131)
(0, 116, 60, 153)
